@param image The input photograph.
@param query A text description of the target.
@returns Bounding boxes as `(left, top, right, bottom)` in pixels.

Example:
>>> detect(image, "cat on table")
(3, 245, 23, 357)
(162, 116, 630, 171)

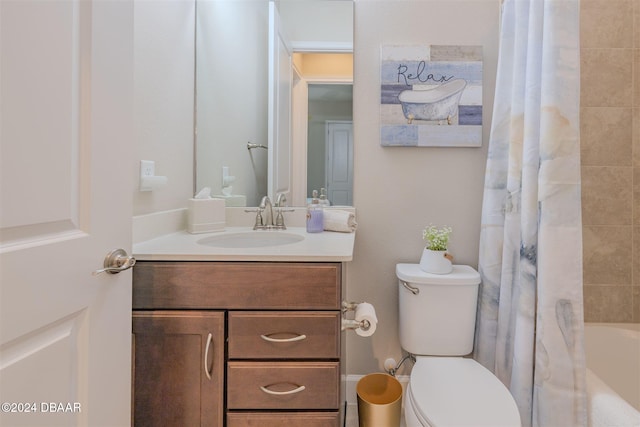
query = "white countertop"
(133, 227, 355, 262)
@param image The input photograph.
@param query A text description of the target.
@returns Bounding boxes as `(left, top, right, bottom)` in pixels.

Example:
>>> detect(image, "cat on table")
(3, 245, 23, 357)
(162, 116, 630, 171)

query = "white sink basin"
(197, 231, 304, 248)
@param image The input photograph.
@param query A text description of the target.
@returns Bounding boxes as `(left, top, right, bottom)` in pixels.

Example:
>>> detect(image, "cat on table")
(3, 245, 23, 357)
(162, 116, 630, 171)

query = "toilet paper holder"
(342, 318, 371, 332)
(341, 301, 372, 332)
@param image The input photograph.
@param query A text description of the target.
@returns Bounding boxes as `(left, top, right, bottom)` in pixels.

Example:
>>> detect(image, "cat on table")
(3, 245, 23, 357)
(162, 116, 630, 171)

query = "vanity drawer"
(133, 261, 341, 310)
(227, 412, 339, 427)
(228, 311, 340, 359)
(227, 361, 340, 410)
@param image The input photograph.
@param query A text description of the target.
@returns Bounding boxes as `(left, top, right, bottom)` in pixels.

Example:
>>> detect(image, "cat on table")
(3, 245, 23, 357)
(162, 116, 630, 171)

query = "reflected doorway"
(304, 82, 353, 206)
(307, 85, 353, 205)
(291, 52, 353, 206)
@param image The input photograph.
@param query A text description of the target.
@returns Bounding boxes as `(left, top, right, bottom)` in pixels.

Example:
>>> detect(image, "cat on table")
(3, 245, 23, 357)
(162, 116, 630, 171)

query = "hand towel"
(323, 209, 357, 233)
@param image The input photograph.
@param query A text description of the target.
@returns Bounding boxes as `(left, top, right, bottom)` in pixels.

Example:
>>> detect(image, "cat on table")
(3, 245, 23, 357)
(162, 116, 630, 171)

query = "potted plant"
(420, 224, 453, 274)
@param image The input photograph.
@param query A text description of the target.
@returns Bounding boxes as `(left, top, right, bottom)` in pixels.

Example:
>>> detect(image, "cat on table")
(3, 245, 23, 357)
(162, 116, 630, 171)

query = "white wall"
(133, 0, 195, 216)
(279, 1, 353, 46)
(347, 0, 500, 375)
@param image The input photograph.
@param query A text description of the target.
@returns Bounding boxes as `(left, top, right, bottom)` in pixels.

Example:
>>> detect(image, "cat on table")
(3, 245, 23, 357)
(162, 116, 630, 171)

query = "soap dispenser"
(319, 188, 330, 207)
(306, 190, 324, 233)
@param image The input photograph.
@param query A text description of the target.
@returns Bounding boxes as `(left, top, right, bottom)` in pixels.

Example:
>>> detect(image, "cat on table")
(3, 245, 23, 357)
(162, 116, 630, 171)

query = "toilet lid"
(396, 264, 481, 285)
(409, 357, 521, 427)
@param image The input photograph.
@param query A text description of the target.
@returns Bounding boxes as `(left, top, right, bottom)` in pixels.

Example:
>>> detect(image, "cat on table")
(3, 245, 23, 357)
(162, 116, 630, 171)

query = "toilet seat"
(407, 357, 521, 427)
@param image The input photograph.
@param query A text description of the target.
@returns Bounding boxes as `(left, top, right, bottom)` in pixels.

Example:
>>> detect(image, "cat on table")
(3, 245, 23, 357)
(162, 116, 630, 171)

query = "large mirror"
(195, 0, 354, 207)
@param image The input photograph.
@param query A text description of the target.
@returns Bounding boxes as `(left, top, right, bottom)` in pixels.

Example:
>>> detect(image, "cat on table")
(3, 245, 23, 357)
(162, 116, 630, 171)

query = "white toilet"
(397, 263, 521, 427)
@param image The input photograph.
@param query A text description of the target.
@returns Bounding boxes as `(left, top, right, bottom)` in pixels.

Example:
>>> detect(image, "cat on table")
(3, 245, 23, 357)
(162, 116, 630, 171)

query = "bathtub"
(397, 79, 467, 124)
(584, 323, 640, 427)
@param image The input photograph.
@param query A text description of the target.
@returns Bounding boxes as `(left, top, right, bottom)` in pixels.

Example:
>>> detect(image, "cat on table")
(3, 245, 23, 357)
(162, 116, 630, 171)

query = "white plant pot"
(419, 248, 453, 274)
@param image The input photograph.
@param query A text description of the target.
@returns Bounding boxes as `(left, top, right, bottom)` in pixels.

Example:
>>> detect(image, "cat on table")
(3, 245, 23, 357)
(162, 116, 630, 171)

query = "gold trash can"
(356, 373, 403, 427)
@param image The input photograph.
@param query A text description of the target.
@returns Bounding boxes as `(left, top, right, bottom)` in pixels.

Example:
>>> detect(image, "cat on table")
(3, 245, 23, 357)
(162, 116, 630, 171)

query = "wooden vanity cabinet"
(132, 311, 225, 427)
(132, 261, 343, 427)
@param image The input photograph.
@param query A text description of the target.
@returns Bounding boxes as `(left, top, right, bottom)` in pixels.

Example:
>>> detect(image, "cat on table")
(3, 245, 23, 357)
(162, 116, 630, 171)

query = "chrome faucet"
(249, 194, 292, 230)
(259, 196, 274, 228)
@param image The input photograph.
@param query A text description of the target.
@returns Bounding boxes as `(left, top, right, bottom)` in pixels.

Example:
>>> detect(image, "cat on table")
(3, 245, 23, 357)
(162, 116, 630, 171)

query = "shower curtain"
(474, 1, 586, 426)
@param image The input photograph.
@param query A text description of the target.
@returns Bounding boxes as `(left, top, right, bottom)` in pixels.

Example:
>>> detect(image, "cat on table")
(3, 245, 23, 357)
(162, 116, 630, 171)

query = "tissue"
(194, 187, 212, 199)
(355, 302, 377, 337)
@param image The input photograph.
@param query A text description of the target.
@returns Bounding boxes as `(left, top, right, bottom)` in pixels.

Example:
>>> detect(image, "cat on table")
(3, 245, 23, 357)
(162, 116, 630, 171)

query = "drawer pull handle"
(260, 333, 307, 343)
(259, 384, 306, 396)
(204, 333, 213, 380)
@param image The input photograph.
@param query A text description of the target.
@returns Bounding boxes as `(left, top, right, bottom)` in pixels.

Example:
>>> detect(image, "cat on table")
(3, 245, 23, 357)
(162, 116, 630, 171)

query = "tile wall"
(581, 0, 640, 322)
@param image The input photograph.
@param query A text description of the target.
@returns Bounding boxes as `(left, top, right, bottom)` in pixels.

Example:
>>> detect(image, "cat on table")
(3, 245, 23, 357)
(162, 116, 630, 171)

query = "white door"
(267, 0, 292, 202)
(0, 1, 134, 426)
(325, 121, 353, 206)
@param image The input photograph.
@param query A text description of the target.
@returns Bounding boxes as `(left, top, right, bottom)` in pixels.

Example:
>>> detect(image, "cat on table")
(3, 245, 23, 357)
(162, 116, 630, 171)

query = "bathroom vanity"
(131, 227, 355, 427)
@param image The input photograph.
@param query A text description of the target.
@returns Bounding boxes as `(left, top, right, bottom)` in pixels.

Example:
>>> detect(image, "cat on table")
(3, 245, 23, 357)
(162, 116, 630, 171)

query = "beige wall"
(580, 0, 640, 322)
(347, 0, 499, 375)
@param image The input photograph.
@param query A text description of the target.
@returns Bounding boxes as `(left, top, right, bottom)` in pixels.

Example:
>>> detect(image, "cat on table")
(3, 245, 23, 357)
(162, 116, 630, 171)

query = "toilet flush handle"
(401, 280, 419, 295)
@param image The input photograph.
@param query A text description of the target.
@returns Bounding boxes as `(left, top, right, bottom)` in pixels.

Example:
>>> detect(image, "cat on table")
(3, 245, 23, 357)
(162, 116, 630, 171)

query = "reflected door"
(325, 121, 353, 206)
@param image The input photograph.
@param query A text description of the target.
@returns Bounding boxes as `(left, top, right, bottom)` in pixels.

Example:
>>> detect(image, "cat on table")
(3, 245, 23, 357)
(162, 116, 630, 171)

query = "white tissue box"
(187, 198, 225, 234)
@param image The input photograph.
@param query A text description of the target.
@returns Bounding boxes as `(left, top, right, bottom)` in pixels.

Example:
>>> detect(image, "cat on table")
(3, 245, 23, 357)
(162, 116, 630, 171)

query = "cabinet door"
(132, 311, 224, 427)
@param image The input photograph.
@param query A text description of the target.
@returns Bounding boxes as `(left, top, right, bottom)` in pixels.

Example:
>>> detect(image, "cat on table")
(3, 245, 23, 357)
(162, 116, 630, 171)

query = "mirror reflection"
(195, 0, 353, 207)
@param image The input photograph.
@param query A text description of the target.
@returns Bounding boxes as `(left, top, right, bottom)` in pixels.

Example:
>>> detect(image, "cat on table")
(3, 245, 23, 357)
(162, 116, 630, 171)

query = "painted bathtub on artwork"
(397, 79, 467, 124)
(584, 323, 640, 427)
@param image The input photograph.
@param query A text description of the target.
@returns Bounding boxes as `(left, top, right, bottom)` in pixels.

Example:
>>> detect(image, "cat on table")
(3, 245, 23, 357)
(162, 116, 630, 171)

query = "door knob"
(92, 249, 136, 275)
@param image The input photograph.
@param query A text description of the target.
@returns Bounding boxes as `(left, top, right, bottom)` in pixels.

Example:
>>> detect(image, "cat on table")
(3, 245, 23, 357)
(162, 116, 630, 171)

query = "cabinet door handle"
(204, 333, 213, 380)
(259, 384, 306, 395)
(260, 333, 307, 343)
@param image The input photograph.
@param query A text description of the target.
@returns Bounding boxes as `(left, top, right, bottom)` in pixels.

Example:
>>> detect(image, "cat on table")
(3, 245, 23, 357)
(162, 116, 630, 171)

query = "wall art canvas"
(380, 45, 483, 147)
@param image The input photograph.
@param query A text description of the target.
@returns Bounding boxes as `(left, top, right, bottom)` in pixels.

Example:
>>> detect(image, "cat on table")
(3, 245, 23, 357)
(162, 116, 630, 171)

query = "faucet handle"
(245, 207, 265, 229)
(274, 207, 294, 228)
(274, 209, 285, 228)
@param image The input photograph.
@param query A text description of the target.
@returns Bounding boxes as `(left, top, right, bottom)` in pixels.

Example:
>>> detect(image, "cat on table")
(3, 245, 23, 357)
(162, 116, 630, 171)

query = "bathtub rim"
(584, 322, 640, 333)
(584, 321, 640, 413)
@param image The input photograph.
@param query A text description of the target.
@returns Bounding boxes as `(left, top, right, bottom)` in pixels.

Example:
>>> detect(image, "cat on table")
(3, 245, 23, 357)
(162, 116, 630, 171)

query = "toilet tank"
(397, 264, 481, 356)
